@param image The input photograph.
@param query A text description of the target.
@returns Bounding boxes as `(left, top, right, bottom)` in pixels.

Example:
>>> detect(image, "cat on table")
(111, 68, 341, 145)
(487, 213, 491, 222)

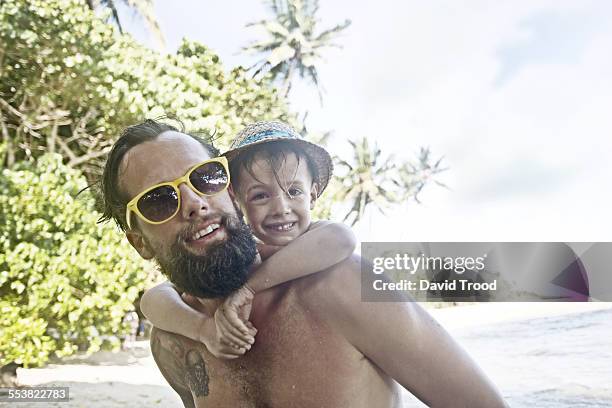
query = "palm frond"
(99, 0, 123, 33)
(124, 0, 166, 50)
(263, 20, 291, 37)
(242, 0, 349, 99)
(314, 19, 351, 43)
(88, 0, 165, 49)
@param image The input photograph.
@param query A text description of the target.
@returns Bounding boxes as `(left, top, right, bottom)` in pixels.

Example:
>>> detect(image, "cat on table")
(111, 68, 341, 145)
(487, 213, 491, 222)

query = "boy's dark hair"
(228, 140, 318, 195)
(99, 119, 219, 231)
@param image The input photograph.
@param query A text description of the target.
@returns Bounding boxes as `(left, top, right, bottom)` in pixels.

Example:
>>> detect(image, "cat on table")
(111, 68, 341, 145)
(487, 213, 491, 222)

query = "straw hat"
(224, 121, 333, 197)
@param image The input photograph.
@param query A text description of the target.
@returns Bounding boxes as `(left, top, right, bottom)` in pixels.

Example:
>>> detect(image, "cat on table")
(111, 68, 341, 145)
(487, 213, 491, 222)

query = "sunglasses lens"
(137, 185, 179, 223)
(190, 161, 229, 194)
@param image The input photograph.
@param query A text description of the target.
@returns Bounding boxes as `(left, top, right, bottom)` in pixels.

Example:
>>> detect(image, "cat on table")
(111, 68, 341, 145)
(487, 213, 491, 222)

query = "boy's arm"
(247, 221, 357, 293)
(140, 281, 208, 343)
(216, 221, 356, 334)
(140, 281, 254, 358)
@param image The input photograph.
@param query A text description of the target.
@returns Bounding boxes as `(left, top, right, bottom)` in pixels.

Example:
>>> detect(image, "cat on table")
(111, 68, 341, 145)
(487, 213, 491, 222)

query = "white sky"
(120, 0, 612, 243)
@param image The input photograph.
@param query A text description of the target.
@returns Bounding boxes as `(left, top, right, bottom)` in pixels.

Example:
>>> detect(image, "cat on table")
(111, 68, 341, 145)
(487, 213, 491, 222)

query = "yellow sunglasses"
(125, 157, 230, 230)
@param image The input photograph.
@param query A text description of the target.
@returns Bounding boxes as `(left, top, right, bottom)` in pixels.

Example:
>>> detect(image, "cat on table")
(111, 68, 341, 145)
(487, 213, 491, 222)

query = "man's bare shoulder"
(293, 254, 363, 316)
(150, 328, 210, 408)
(290, 257, 508, 408)
(291, 254, 422, 351)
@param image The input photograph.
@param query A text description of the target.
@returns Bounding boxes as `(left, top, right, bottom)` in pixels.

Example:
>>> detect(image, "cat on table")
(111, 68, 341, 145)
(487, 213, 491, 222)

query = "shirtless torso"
(151, 255, 507, 408)
(152, 257, 398, 407)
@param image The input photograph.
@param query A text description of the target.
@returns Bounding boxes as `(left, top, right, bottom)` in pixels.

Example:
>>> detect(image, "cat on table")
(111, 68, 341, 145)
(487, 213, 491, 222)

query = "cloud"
(311, 1, 612, 240)
(495, 10, 598, 86)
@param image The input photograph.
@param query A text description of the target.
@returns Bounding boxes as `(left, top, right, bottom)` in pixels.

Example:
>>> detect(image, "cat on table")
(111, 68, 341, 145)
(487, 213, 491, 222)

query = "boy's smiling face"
(236, 151, 317, 246)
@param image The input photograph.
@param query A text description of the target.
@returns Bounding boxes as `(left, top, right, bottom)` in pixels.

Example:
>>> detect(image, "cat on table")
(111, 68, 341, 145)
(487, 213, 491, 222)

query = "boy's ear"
(309, 183, 318, 210)
(126, 229, 155, 260)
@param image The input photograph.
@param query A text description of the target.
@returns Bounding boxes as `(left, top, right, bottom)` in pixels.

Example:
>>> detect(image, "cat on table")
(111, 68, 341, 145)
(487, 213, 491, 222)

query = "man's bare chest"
(193, 288, 370, 407)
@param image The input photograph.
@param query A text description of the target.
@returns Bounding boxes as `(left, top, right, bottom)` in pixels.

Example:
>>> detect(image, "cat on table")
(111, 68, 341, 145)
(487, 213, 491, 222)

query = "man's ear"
(228, 183, 237, 201)
(126, 229, 155, 260)
(228, 184, 242, 211)
(228, 184, 249, 221)
(229, 184, 248, 209)
(309, 183, 318, 210)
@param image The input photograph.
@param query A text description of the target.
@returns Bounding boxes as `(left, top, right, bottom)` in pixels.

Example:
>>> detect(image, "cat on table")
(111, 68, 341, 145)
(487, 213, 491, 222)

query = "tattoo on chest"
(185, 349, 210, 397)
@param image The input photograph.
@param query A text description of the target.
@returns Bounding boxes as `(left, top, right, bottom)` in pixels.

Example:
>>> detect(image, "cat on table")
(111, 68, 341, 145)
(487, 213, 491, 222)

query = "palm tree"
(243, 0, 351, 99)
(393, 147, 448, 203)
(335, 137, 447, 226)
(334, 138, 397, 226)
(85, 0, 166, 51)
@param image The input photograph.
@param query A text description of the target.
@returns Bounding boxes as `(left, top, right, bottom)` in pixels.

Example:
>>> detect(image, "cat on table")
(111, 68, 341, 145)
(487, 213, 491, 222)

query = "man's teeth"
(268, 222, 295, 232)
(192, 223, 220, 240)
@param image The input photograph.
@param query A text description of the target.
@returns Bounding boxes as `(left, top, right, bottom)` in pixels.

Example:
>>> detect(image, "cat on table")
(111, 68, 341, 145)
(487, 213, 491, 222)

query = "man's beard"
(155, 212, 257, 299)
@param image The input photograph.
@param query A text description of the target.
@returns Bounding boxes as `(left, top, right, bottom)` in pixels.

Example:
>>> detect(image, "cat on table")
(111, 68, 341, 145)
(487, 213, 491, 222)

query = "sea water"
(402, 307, 612, 407)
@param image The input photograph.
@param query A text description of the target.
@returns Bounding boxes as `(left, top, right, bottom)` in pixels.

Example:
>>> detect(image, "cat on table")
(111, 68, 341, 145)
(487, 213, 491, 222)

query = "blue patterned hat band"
(224, 121, 333, 197)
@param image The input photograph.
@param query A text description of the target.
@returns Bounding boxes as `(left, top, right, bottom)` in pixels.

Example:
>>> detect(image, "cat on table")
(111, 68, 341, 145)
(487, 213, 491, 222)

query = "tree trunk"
(0, 113, 15, 167)
(281, 61, 295, 98)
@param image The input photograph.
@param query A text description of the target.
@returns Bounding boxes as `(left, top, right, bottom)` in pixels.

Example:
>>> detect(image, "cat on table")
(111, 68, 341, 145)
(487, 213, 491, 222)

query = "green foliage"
(0, 154, 152, 367)
(0, 0, 291, 178)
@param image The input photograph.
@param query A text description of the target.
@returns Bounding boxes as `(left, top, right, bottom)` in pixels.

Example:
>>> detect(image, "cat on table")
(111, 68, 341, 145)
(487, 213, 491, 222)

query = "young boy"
(140, 121, 356, 359)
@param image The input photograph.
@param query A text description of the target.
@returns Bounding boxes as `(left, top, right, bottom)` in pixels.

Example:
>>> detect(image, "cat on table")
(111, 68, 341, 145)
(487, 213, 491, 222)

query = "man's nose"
(179, 183, 210, 220)
(271, 193, 291, 216)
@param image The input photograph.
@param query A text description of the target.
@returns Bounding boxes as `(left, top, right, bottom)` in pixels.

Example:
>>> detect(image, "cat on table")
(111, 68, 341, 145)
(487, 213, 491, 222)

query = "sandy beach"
(7, 342, 183, 408)
(8, 302, 612, 408)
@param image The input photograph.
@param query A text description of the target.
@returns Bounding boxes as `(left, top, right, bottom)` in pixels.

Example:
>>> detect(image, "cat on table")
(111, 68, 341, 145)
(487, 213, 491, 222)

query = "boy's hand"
(214, 285, 257, 351)
(200, 315, 250, 360)
(181, 293, 253, 360)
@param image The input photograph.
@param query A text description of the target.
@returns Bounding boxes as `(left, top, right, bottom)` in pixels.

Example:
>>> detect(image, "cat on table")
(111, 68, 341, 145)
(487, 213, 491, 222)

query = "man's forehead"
(148, 130, 210, 155)
(119, 131, 212, 198)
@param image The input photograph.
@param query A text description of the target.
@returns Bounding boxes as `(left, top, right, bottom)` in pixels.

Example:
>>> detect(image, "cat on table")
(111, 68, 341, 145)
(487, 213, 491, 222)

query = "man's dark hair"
(229, 140, 318, 195)
(99, 119, 219, 231)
